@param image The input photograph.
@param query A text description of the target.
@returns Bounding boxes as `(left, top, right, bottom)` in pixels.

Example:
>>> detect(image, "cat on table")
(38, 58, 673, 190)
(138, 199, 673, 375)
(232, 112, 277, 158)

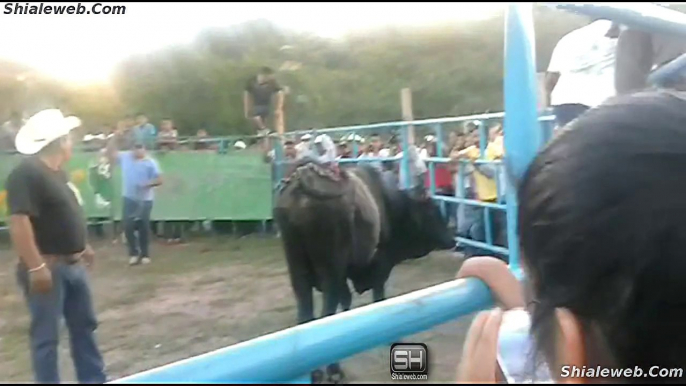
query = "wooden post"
(401, 88, 414, 144)
(274, 108, 286, 136)
(275, 88, 287, 135)
(275, 110, 285, 135)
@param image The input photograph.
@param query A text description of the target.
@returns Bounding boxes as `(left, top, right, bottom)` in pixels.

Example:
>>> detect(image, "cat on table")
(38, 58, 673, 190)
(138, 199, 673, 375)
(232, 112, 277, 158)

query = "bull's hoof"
(311, 369, 325, 384)
(326, 363, 346, 384)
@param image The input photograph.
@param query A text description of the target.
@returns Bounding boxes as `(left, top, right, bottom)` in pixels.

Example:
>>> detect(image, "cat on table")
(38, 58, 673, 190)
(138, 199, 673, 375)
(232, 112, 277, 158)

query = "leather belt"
(44, 254, 82, 265)
(18, 253, 83, 268)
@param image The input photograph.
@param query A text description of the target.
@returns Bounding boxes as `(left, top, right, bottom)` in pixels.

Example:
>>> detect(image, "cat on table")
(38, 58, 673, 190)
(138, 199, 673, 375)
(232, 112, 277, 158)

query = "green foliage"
(1, 6, 591, 135)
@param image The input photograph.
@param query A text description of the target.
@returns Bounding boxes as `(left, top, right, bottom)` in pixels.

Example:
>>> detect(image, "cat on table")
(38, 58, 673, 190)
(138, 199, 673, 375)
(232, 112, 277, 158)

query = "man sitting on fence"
(157, 119, 178, 151)
(193, 129, 216, 151)
(545, 18, 618, 128)
(244, 67, 285, 137)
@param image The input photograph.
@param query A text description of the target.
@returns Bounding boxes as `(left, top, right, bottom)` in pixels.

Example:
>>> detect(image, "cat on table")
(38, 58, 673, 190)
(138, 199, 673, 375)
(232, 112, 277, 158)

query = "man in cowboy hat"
(5, 109, 106, 383)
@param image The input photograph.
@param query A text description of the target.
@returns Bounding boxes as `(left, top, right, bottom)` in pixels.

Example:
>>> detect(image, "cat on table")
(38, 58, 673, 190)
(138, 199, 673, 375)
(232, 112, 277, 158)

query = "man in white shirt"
(545, 19, 618, 128)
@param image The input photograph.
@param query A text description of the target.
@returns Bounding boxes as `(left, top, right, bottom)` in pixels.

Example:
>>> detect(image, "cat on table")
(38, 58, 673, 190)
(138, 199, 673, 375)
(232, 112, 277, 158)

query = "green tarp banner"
(0, 151, 273, 222)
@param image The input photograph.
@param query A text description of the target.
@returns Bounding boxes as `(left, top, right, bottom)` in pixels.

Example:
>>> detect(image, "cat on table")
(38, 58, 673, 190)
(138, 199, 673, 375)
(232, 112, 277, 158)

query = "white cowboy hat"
(234, 140, 247, 150)
(314, 134, 327, 144)
(15, 109, 81, 155)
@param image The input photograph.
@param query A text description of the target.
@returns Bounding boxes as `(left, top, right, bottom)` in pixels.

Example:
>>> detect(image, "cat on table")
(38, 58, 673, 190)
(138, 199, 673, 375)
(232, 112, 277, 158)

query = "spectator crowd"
(266, 120, 508, 259)
(0, 112, 224, 154)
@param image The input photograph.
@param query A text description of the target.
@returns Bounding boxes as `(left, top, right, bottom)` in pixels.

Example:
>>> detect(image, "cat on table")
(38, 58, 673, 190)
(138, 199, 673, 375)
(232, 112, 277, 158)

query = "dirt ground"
(0, 234, 474, 383)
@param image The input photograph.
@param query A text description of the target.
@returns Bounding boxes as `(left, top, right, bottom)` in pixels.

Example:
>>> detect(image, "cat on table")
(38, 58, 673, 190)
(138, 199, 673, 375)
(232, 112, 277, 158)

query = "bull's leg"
(320, 276, 340, 318)
(320, 276, 347, 383)
(294, 282, 315, 325)
(339, 282, 352, 312)
(372, 283, 386, 302)
(276, 215, 316, 325)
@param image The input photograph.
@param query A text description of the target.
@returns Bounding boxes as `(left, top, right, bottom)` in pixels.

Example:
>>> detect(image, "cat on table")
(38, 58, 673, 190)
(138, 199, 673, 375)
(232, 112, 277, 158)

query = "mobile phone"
(496, 309, 554, 384)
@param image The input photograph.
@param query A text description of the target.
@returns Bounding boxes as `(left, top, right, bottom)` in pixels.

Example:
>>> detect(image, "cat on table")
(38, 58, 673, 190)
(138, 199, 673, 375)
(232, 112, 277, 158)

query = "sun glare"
(0, 2, 504, 85)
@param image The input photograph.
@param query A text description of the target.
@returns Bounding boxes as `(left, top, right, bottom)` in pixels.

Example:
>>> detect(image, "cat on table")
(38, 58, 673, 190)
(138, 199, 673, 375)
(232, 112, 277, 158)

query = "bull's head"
(404, 187, 456, 252)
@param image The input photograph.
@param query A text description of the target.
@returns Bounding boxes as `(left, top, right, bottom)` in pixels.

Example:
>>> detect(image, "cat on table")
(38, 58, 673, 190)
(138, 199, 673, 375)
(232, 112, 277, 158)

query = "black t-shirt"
(6, 158, 87, 255)
(245, 76, 283, 107)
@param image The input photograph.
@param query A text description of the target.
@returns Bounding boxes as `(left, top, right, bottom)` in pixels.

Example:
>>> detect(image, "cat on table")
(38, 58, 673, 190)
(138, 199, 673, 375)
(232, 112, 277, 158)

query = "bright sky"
(0, 2, 504, 85)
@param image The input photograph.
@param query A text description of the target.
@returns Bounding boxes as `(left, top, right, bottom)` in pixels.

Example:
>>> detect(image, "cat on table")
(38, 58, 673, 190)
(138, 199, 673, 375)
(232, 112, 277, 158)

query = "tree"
(1, 6, 588, 134)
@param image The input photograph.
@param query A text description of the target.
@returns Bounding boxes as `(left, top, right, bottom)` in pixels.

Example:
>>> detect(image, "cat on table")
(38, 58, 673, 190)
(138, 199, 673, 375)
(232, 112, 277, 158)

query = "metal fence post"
(351, 132, 359, 157)
(401, 125, 411, 190)
(434, 123, 444, 156)
(503, 3, 543, 271)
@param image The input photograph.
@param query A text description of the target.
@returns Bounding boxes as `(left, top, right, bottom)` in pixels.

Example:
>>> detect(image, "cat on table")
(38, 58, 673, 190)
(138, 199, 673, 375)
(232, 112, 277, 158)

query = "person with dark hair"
(133, 113, 157, 150)
(5, 109, 106, 384)
(243, 66, 285, 136)
(455, 89, 686, 382)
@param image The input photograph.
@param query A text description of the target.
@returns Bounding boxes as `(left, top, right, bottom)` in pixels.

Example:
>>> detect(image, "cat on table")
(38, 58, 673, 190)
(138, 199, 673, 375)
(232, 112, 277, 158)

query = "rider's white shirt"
(548, 20, 617, 108)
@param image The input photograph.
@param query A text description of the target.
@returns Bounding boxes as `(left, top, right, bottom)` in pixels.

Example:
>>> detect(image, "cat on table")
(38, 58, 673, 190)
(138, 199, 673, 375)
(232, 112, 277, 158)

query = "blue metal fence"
(111, 2, 686, 384)
(112, 4, 539, 383)
(277, 112, 554, 258)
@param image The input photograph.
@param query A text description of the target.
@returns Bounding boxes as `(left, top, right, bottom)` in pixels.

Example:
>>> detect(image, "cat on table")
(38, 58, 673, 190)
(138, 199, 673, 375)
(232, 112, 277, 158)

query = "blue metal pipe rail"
(109, 2, 686, 384)
(112, 273, 518, 384)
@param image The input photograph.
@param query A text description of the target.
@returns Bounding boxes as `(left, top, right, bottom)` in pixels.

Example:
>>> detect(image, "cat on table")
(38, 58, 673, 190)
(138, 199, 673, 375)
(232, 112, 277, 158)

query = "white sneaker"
(129, 256, 139, 266)
(141, 257, 151, 265)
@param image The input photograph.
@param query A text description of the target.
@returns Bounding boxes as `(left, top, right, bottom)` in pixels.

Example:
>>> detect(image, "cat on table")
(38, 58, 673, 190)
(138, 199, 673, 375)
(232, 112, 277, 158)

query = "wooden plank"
(400, 88, 414, 144)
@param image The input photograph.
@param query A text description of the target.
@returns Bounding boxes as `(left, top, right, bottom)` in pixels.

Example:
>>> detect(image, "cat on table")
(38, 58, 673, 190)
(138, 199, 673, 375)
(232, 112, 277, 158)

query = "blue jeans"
(16, 262, 106, 384)
(122, 197, 154, 258)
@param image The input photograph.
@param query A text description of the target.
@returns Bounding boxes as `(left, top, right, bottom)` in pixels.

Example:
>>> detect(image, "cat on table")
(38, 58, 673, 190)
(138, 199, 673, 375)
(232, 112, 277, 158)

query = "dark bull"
(274, 162, 454, 383)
